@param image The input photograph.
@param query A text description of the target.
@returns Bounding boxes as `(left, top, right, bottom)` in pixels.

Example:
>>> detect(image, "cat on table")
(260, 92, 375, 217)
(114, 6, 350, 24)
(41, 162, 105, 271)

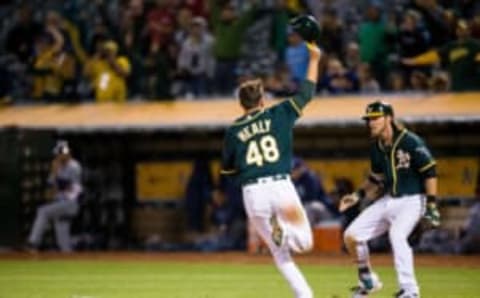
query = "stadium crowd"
(0, 0, 479, 103)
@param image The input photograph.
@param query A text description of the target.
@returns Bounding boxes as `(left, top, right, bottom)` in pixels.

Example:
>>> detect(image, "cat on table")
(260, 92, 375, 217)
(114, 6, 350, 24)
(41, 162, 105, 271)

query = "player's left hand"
(339, 192, 360, 213)
(423, 203, 441, 228)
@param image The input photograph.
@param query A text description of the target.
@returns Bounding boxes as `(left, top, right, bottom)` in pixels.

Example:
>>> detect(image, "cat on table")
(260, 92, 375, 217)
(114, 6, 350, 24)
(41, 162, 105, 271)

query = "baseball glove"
(422, 203, 441, 229)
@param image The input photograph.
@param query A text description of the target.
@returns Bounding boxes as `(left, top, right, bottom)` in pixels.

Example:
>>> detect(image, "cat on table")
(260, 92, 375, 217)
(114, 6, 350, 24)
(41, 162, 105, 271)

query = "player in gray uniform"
(28, 140, 83, 252)
(339, 101, 441, 298)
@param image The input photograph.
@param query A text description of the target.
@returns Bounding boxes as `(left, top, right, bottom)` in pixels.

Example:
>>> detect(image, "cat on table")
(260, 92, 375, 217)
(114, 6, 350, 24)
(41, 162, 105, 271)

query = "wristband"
(368, 174, 383, 185)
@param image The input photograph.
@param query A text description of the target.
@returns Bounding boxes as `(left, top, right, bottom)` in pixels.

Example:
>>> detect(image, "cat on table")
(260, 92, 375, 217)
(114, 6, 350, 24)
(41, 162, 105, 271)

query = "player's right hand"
(306, 42, 322, 61)
(339, 192, 360, 213)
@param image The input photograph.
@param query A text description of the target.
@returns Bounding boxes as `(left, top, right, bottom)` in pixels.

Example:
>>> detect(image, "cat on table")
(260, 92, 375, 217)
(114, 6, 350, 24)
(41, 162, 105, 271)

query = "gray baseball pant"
(28, 199, 79, 252)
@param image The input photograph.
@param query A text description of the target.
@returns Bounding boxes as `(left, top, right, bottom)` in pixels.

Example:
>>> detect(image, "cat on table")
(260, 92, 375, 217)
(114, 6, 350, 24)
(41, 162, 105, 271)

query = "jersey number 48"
(246, 135, 280, 166)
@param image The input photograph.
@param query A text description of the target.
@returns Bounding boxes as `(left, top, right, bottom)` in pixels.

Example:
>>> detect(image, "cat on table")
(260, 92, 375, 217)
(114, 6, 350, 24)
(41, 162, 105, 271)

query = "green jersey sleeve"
(270, 80, 316, 128)
(291, 80, 316, 112)
(412, 141, 436, 173)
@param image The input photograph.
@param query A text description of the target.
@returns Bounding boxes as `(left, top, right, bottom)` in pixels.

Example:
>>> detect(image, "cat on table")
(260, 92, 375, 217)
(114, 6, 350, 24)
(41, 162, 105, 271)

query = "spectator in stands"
(319, 57, 359, 94)
(142, 37, 177, 100)
(285, 25, 310, 87)
(177, 16, 215, 98)
(145, 0, 176, 52)
(471, 13, 480, 39)
(409, 70, 430, 91)
(27, 140, 83, 253)
(263, 63, 297, 97)
(5, 4, 41, 63)
(357, 2, 395, 87)
(397, 10, 430, 58)
(402, 19, 480, 91)
(184, 0, 208, 17)
(396, 10, 431, 78)
(429, 71, 450, 92)
(271, 0, 291, 62)
(84, 40, 131, 102)
(447, 0, 480, 20)
(387, 71, 407, 92)
(31, 23, 76, 102)
(209, 0, 258, 95)
(174, 6, 194, 45)
(4, 0, 480, 101)
(237, 6, 277, 81)
(85, 20, 110, 57)
(117, 8, 144, 99)
(291, 157, 339, 226)
(318, 8, 344, 57)
(409, 0, 450, 47)
(443, 9, 459, 40)
(343, 41, 361, 71)
(357, 63, 380, 94)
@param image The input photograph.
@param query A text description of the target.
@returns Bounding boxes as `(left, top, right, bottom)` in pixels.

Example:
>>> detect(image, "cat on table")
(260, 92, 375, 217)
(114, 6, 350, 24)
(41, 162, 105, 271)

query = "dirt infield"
(1, 252, 480, 268)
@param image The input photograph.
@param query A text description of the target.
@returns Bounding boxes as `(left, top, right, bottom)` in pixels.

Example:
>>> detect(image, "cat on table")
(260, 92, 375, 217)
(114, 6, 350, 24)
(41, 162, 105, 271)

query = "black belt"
(242, 174, 289, 187)
(389, 192, 419, 199)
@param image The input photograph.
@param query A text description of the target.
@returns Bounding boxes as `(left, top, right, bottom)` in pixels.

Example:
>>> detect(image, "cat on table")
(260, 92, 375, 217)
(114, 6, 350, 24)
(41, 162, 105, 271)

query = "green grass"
(0, 259, 479, 298)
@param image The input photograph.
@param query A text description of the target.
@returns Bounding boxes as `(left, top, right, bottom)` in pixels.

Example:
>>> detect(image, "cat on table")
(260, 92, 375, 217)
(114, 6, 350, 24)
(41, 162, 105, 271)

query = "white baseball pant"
(242, 176, 313, 298)
(344, 194, 424, 294)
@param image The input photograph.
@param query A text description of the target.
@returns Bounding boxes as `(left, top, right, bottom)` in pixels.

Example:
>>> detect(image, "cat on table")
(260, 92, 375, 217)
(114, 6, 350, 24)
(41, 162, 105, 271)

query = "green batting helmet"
(289, 15, 320, 42)
(362, 101, 394, 120)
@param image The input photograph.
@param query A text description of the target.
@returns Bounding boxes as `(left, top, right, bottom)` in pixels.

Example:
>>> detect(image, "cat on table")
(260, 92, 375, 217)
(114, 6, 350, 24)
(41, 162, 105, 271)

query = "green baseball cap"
(362, 101, 394, 120)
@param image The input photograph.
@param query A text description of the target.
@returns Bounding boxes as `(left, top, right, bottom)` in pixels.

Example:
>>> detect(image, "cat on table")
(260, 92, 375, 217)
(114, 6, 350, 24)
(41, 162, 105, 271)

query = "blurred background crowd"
(0, 0, 479, 104)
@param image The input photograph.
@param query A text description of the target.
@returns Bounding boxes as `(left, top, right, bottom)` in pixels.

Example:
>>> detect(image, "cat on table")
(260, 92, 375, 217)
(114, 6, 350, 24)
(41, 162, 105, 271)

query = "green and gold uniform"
(345, 101, 437, 297)
(370, 126, 436, 197)
(221, 81, 315, 184)
(221, 80, 317, 297)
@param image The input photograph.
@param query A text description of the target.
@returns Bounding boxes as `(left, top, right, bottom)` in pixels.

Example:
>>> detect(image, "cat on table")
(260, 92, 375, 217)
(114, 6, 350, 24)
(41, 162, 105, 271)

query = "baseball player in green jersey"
(220, 41, 321, 298)
(339, 101, 441, 298)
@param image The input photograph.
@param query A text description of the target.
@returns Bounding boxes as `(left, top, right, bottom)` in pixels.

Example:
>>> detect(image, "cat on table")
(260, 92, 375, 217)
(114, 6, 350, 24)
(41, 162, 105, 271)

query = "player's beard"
(369, 118, 387, 139)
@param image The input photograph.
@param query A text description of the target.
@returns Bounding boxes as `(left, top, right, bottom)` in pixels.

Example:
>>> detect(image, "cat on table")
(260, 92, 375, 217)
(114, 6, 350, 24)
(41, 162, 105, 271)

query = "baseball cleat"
(394, 289, 419, 298)
(351, 272, 383, 298)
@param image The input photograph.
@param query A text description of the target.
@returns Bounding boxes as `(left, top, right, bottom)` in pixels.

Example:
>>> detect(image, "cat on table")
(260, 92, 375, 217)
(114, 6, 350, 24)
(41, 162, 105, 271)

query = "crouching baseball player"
(340, 101, 441, 298)
(27, 140, 83, 252)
